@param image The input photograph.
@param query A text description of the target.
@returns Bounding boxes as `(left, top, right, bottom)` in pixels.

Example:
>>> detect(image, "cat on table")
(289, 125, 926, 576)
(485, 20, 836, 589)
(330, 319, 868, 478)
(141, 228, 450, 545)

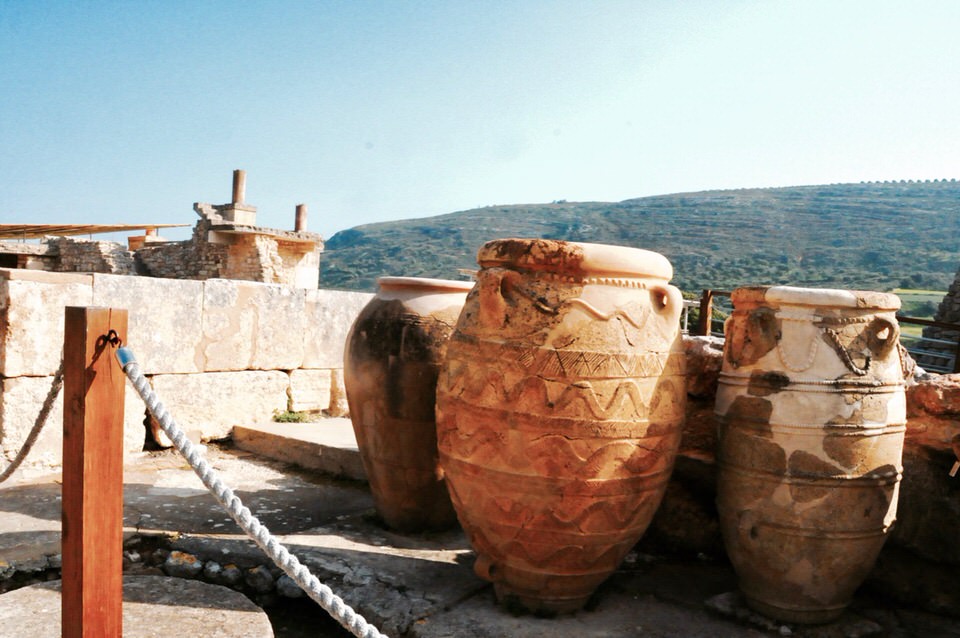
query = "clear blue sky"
(2, 1, 958, 242)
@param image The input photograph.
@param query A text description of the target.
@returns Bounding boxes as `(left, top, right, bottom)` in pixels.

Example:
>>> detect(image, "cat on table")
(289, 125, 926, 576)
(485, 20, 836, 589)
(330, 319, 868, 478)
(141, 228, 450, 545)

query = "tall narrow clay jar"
(344, 276, 473, 532)
(436, 238, 687, 613)
(716, 286, 906, 624)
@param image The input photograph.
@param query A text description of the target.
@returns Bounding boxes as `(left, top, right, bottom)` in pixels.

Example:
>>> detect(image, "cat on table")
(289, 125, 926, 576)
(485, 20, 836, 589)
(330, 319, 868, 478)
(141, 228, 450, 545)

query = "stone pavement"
(0, 575, 274, 637)
(1, 421, 958, 638)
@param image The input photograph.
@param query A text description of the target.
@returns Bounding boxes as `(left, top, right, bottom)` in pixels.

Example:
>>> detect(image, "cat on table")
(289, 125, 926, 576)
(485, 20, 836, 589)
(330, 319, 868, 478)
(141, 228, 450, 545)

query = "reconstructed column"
(232, 169, 246, 204)
(295, 204, 308, 231)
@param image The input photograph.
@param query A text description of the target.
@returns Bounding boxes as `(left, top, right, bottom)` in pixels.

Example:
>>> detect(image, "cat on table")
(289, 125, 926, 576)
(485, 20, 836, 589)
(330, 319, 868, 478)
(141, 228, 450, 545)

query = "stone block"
(92, 274, 204, 374)
(302, 289, 374, 369)
(201, 279, 306, 372)
(232, 419, 366, 480)
(146, 371, 289, 441)
(0, 575, 275, 637)
(293, 250, 320, 290)
(908, 373, 960, 417)
(328, 368, 349, 417)
(682, 335, 723, 398)
(0, 269, 94, 377)
(163, 551, 204, 579)
(288, 368, 333, 412)
(0, 375, 147, 474)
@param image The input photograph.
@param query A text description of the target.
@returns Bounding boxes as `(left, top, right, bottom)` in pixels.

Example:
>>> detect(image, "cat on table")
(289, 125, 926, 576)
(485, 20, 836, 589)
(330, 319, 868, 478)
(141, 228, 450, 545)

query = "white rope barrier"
(0, 358, 64, 484)
(115, 347, 389, 638)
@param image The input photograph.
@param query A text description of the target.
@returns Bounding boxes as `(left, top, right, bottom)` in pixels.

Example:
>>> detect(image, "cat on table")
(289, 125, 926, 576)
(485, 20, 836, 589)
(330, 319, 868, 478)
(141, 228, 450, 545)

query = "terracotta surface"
(344, 276, 472, 531)
(716, 286, 906, 624)
(436, 238, 687, 613)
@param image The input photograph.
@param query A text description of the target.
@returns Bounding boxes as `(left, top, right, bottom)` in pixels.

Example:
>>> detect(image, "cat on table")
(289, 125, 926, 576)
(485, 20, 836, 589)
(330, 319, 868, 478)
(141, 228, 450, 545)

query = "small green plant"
(272, 409, 308, 423)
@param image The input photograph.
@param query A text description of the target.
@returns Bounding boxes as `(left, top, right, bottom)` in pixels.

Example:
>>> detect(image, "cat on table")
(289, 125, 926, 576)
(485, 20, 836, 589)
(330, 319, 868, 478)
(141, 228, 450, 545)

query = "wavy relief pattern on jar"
(436, 238, 686, 613)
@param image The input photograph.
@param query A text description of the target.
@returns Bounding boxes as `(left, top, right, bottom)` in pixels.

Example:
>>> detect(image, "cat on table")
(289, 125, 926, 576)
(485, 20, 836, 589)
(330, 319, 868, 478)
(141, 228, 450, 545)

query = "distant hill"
(319, 181, 960, 295)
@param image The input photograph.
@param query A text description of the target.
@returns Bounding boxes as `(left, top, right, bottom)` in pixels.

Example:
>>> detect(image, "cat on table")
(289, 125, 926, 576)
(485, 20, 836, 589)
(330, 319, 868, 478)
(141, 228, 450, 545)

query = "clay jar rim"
(376, 276, 475, 293)
(731, 285, 901, 311)
(476, 238, 673, 281)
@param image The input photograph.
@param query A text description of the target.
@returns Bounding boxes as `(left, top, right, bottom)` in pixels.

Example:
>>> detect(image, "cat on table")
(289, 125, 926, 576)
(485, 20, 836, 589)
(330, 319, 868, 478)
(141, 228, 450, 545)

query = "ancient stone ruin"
(1, 220, 959, 635)
(0, 267, 372, 473)
(922, 264, 960, 370)
(0, 170, 323, 289)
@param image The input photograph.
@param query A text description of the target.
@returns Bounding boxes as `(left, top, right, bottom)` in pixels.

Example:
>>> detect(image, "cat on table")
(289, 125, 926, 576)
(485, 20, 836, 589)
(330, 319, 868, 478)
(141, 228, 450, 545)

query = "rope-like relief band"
(775, 333, 819, 372)
(716, 414, 907, 433)
(718, 371, 903, 391)
(506, 270, 664, 289)
(719, 460, 902, 487)
(772, 311, 877, 325)
(116, 347, 388, 638)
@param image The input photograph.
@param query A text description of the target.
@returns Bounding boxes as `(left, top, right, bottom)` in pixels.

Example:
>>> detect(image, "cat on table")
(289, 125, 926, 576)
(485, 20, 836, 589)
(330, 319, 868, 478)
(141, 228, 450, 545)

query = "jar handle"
(477, 268, 520, 329)
(869, 317, 900, 357)
(726, 307, 779, 369)
(473, 554, 501, 584)
(651, 284, 684, 327)
(822, 317, 900, 377)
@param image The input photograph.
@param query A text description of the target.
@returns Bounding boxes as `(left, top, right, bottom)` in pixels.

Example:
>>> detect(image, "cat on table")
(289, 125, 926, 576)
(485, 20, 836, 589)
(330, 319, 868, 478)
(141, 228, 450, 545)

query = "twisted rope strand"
(0, 358, 64, 484)
(117, 348, 388, 638)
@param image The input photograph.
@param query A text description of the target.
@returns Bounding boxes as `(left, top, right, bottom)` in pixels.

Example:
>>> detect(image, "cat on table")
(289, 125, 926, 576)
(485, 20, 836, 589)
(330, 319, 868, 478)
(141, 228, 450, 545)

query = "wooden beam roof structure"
(0, 223, 189, 240)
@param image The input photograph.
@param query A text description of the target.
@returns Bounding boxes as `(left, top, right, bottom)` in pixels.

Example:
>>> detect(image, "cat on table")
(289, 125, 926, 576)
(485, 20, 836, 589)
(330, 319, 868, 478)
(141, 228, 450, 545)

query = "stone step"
(0, 575, 274, 637)
(232, 418, 366, 481)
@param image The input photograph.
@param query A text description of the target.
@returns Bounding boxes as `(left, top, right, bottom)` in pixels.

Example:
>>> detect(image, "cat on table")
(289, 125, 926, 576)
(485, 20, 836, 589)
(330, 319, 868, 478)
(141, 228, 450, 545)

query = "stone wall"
(135, 218, 230, 281)
(0, 268, 372, 475)
(46, 237, 137, 275)
(922, 267, 960, 370)
(0, 242, 56, 270)
(135, 206, 322, 288)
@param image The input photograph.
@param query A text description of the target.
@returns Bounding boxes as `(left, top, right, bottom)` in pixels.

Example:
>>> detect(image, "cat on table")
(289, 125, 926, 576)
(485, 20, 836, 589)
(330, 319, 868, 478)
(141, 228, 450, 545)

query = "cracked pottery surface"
(716, 286, 906, 624)
(436, 238, 687, 613)
(344, 276, 473, 532)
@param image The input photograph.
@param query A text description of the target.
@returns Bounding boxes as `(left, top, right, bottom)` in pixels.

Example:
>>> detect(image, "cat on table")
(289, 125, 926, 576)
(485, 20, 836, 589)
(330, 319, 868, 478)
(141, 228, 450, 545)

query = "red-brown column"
(295, 203, 308, 231)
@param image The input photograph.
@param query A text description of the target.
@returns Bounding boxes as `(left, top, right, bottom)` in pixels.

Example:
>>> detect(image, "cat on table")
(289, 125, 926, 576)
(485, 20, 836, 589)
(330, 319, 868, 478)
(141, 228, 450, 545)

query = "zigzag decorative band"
(440, 365, 686, 420)
(440, 453, 674, 497)
(438, 399, 684, 438)
(447, 334, 686, 379)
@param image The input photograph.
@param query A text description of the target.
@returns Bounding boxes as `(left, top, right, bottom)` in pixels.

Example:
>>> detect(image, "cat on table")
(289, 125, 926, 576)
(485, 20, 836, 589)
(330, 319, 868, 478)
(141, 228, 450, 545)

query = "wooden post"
(697, 289, 714, 336)
(62, 307, 127, 638)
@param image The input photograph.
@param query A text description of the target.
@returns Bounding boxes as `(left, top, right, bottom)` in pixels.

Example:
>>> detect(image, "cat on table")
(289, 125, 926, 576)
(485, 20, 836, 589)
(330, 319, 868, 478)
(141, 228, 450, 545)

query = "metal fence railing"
(895, 316, 960, 374)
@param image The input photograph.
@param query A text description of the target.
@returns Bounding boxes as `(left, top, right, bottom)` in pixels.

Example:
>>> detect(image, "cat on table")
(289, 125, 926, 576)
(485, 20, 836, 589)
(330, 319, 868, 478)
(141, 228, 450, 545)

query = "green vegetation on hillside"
(894, 288, 946, 319)
(319, 181, 960, 296)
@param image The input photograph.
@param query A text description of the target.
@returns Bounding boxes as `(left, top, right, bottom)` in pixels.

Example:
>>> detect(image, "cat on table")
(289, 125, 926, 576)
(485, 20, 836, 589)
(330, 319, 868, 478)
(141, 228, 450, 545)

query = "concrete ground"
(1, 419, 957, 638)
(0, 575, 275, 637)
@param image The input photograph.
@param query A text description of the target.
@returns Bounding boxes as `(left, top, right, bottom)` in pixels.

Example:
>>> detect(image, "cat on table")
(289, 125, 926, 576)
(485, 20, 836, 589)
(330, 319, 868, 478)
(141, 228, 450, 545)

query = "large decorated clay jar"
(435, 238, 687, 613)
(716, 286, 906, 624)
(344, 276, 474, 532)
